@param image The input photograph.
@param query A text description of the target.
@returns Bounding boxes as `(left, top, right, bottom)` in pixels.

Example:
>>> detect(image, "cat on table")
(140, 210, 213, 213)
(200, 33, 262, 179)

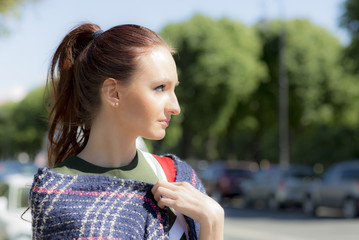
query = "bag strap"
(151, 154, 177, 182)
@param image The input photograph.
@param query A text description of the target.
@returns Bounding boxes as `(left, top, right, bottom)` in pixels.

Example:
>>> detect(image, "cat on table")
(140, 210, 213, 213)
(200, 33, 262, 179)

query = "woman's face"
(116, 46, 181, 140)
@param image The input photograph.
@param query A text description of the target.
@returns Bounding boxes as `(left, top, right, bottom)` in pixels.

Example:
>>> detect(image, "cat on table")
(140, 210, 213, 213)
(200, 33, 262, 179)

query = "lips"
(159, 119, 170, 126)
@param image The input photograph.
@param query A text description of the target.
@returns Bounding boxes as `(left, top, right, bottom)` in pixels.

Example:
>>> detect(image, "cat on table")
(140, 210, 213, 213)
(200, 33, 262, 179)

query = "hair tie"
(92, 30, 103, 40)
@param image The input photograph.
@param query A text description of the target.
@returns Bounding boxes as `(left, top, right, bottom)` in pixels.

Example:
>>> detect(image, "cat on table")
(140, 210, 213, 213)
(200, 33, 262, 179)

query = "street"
(223, 203, 359, 240)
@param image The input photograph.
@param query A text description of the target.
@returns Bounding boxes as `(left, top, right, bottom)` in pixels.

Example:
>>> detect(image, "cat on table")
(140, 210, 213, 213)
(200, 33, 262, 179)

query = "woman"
(29, 23, 224, 240)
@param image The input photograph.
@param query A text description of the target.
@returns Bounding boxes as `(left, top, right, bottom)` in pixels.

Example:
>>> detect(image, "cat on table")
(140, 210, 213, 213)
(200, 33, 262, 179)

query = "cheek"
(125, 93, 159, 119)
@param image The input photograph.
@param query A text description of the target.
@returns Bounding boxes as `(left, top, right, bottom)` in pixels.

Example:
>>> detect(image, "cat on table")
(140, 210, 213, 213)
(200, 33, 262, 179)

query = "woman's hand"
(152, 180, 224, 240)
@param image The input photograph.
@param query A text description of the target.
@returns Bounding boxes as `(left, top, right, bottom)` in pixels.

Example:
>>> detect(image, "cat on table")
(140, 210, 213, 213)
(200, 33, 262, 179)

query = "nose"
(167, 92, 181, 116)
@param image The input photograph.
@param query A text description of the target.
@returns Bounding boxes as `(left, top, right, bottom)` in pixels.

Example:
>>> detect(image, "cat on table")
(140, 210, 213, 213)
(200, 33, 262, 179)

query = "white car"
(0, 174, 33, 240)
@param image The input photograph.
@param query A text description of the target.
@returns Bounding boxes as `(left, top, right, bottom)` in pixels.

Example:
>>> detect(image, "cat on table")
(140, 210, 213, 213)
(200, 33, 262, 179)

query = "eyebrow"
(155, 78, 180, 87)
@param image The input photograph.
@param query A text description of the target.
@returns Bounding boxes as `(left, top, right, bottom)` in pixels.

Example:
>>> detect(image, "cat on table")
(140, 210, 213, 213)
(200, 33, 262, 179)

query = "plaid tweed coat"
(30, 154, 205, 240)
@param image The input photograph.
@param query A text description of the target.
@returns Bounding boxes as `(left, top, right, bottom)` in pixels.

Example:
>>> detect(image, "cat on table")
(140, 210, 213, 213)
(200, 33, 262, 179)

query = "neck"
(77, 115, 137, 168)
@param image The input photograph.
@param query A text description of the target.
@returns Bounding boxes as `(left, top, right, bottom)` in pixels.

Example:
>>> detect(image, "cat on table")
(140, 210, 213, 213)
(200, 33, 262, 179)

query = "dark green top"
(52, 150, 159, 184)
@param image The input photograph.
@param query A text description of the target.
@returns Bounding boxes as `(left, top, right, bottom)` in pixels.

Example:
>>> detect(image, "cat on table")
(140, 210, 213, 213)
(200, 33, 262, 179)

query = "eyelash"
(154, 85, 165, 92)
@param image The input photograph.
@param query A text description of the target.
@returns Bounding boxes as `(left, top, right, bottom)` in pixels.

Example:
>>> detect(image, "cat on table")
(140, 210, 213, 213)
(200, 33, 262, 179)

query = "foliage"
(340, 0, 359, 73)
(292, 125, 359, 168)
(340, 0, 359, 126)
(0, 87, 48, 159)
(0, 0, 45, 159)
(0, 101, 17, 158)
(246, 19, 359, 164)
(260, 20, 347, 125)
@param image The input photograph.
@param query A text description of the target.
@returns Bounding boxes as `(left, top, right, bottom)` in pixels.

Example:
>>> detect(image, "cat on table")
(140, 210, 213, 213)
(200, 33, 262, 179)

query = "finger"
(151, 180, 172, 194)
(169, 181, 192, 189)
(157, 180, 178, 189)
(153, 189, 162, 202)
(157, 196, 176, 209)
(151, 183, 159, 195)
(152, 180, 181, 197)
(153, 186, 177, 202)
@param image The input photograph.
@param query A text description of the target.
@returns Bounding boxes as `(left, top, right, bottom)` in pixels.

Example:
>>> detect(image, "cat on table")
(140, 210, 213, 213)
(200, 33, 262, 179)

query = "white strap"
(139, 150, 168, 181)
(138, 149, 188, 240)
(169, 213, 189, 240)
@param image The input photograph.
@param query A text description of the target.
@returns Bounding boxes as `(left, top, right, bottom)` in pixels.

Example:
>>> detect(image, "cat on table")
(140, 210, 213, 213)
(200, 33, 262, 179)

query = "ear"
(102, 78, 119, 107)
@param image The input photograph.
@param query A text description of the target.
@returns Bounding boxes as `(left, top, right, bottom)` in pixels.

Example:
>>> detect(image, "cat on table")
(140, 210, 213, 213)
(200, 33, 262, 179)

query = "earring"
(114, 102, 119, 107)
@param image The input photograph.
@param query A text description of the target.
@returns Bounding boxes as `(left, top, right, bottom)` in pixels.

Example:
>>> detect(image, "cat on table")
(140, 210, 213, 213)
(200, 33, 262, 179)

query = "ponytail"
(46, 23, 171, 167)
(46, 24, 100, 167)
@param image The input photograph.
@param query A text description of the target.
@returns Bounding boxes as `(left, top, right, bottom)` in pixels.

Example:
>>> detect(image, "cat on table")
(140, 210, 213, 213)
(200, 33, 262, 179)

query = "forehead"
(130, 46, 178, 83)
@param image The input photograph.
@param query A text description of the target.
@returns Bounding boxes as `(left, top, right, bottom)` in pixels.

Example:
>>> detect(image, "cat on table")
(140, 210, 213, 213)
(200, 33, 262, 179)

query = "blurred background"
(1, 0, 359, 239)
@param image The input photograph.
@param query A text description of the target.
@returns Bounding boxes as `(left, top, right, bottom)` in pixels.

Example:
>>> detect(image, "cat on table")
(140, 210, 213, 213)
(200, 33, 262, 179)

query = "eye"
(154, 84, 165, 92)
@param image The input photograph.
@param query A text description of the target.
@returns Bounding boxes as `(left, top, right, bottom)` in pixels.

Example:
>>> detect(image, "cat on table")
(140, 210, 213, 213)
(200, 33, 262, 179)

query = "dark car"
(303, 160, 359, 218)
(200, 161, 256, 202)
(242, 165, 316, 210)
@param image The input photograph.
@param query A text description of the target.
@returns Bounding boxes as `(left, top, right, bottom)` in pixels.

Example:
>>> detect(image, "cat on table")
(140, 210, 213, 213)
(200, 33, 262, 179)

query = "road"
(223, 203, 359, 240)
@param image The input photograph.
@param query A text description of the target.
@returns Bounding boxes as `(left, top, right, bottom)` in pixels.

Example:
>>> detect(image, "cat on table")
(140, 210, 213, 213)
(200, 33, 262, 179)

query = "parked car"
(242, 165, 316, 210)
(0, 174, 33, 240)
(200, 161, 256, 202)
(302, 160, 359, 218)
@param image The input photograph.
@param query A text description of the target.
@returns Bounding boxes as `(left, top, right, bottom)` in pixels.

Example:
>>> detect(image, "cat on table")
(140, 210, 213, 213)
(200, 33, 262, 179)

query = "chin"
(145, 132, 166, 140)
(150, 135, 166, 141)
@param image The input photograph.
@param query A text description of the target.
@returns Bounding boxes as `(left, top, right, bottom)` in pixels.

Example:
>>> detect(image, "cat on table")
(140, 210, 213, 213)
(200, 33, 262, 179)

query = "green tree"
(253, 19, 359, 164)
(340, 0, 359, 73)
(292, 125, 359, 168)
(0, 102, 16, 158)
(340, 0, 359, 128)
(0, 0, 44, 159)
(160, 15, 265, 160)
(1, 87, 48, 158)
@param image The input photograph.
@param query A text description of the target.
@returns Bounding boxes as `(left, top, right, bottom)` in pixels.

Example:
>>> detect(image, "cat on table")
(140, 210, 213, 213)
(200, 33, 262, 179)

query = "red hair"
(46, 23, 171, 167)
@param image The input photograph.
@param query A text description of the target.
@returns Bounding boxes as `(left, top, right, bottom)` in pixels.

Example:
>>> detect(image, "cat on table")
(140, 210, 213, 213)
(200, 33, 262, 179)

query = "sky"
(0, 0, 348, 103)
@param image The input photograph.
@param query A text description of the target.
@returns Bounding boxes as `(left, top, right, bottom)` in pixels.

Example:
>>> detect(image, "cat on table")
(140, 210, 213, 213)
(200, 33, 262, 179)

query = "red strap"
(152, 154, 176, 182)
